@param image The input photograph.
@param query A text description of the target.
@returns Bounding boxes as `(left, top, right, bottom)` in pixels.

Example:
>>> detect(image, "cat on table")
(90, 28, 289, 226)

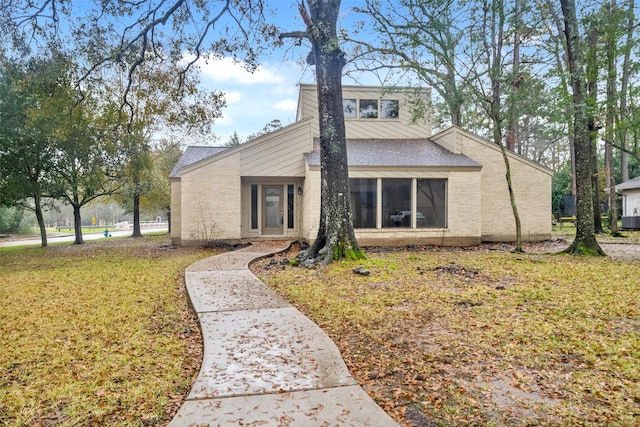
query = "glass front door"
(262, 186, 283, 235)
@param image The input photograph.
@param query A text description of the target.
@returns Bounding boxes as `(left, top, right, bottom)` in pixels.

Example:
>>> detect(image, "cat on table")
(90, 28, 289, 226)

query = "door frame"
(261, 185, 284, 235)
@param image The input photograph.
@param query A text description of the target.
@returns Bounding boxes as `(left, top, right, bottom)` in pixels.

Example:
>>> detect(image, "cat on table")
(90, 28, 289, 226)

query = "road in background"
(0, 227, 169, 248)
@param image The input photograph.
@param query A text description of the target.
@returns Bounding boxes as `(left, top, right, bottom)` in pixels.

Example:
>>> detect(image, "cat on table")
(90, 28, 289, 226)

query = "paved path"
(169, 241, 398, 427)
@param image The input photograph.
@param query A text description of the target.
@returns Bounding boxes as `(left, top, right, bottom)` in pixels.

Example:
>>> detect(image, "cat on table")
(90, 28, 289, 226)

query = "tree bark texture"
(34, 192, 48, 248)
(132, 175, 142, 238)
(605, 0, 619, 235)
(585, 26, 603, 234)
(296, 0, 363, 266)
(72, 203, 84, 245)
(560, 0, 605, 255)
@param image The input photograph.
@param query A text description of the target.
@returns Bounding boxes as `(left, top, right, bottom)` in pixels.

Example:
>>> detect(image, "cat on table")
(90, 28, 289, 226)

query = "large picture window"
(417, 179, 447, 228)
(383, 179, 412, 228)
(348, 178, 447, 229)
(350, 179, 377, 228)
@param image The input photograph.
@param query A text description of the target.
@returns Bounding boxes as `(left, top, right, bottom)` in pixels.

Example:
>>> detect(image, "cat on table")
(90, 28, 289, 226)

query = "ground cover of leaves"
(0, 236, 216, 426)
(254, 239, 640, 426)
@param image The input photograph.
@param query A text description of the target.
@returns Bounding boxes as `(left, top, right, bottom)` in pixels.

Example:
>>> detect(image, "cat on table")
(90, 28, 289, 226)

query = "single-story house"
(170, 85, 552, 247)
(615, 176, 640, 229)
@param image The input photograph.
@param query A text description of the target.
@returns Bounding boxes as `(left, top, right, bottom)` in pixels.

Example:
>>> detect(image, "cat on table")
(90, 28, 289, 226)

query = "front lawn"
(255, 241, 640, 426)
(0, 236, 214, 426)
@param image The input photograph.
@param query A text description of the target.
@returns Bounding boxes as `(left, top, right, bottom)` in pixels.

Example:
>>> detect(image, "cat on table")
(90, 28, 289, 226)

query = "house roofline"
(179, 117, 315, 175)
(432, 125, 554, 176)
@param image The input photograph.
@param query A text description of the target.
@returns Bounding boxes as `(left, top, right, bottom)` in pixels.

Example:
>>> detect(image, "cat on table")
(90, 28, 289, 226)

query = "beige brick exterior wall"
(170, 179, 182, 245)
(179, 153, 242, 245)
(433, 127, 552, 242)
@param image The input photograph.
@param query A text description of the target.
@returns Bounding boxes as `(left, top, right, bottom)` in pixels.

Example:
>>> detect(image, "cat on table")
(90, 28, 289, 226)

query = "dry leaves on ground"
(0, 236, 216, 426)
(254, 239, 640, 426)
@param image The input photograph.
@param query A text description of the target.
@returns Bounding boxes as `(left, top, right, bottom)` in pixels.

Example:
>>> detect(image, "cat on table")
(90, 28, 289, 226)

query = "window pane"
(251, 184, 258, 229)
(287, 184, 294, 228)
(343, 99, 356, 118)
(359, 99, 378, 118)
(381, 100, 399, 119)
(417, 179, 447, 228)
(350, 179, 377, 228)
(383, 179, 412, 228)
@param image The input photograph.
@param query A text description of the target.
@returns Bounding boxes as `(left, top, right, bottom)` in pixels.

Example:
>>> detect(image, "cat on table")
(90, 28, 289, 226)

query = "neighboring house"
(615, 176, 640, 229)
(170, 85, 552, 247)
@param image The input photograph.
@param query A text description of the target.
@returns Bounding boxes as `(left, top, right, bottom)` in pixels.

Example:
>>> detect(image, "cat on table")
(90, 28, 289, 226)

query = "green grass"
(0, 236, 216, 426)
(256, 245, 640, 426)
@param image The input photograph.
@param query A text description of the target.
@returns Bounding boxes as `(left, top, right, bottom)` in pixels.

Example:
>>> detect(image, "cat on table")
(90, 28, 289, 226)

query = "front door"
(262, 185, 283, 235)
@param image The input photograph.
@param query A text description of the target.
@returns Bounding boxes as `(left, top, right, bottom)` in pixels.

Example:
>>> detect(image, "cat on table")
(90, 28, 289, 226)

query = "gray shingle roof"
(616, 175, 640, 191)
(305, 139, 482, 168)
(169, 146, 229, 178)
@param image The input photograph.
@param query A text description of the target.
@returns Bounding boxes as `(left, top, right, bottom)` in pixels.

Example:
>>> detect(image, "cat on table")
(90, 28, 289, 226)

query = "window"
(343, 99, 357, 118)
(417, 179, 447, 228)
(287, 184, 295, 228)
(350, 179, 377, 228)
(251, 184, 258, 229)
(383, 179, 412, 228)
(349, 178, 447, 229)
(381, 100, 399, 119)
(344, 98, 400, 120)
(359, 99, 378, 118)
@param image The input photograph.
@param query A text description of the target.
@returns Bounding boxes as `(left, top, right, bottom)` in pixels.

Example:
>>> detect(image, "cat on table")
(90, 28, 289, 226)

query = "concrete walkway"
(169, 241, 398, 426)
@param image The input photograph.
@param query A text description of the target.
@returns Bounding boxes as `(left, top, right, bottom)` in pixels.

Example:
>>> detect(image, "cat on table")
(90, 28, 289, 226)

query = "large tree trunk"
(295, 1, 363, 267)
(560, 0, 605, 256)
(586, 26, 603, 234)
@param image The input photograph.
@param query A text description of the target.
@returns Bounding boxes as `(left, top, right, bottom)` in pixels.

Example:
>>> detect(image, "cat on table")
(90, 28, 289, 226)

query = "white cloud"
(273, 99, 297, 111)
(187, 54, 285, 85)
(224, 91, 242, 104)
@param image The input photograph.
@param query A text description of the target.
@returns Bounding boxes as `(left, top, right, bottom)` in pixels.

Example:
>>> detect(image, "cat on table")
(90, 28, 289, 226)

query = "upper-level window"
(343, 99, 357, 118)
(343, 98, 400, 120)
(381, 100, 399, 119)
(359, 99, 379, 118)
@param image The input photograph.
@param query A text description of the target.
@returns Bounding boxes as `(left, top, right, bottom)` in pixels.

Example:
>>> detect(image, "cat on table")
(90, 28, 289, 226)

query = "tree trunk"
(618, 0, 634, 183)
(506, 0, 521, 152)
(295, 1, 363, 267)
(496, 126, 523, 251)
(585, 26, 603, 234)
(484, 0, 523, 252)
(605, 0, 619, 235)
(33, 192, 48, 248)
(560, 0, 605, 256)
(72, 203, 84, 245)
(132, 180, 142, 238)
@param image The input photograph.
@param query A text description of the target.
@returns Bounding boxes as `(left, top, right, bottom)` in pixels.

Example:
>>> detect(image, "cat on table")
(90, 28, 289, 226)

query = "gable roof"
(305, 138, 481, 168)
(169, 146, 228, 178)
(616, 175, 640, 191)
